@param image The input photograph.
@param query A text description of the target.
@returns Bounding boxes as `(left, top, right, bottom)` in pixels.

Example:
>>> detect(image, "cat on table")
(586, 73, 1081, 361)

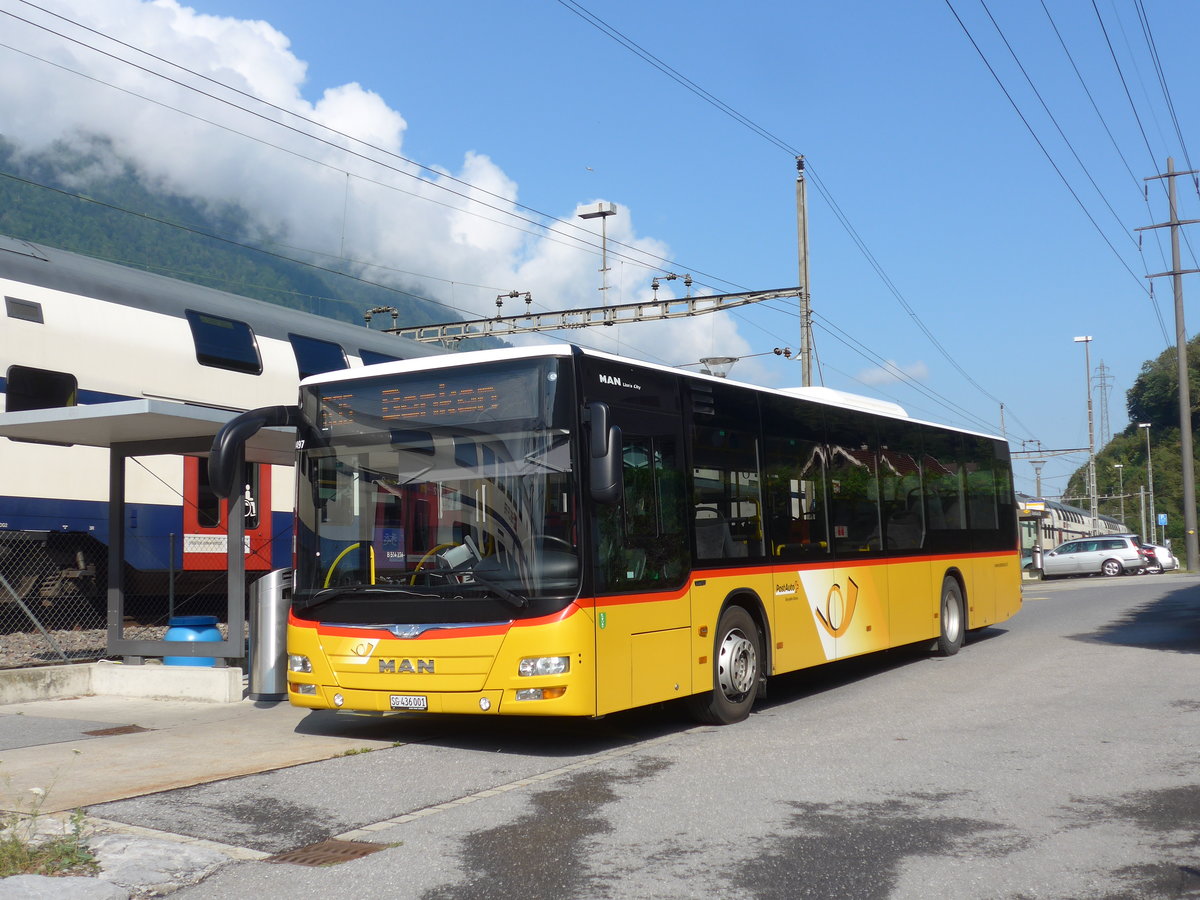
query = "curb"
(0, 662, 244, 705)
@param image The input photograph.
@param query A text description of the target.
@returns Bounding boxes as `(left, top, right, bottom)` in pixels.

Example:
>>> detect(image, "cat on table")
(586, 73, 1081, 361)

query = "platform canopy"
(0, 398, 294, 462)
(0, 398, 297, 665)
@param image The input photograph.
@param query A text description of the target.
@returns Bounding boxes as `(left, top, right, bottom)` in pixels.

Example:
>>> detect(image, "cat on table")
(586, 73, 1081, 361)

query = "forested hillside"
(0, 137, 476, 335)
(1066, 334, 1200, 544)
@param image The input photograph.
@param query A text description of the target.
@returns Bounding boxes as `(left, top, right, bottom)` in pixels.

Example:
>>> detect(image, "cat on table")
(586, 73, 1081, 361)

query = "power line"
(943, 0, 1151, 293)
(558, 0, 1028, 422)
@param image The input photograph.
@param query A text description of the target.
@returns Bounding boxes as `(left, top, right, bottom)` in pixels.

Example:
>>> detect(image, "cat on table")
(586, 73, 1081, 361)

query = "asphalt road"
(92, 574, 1200, 899)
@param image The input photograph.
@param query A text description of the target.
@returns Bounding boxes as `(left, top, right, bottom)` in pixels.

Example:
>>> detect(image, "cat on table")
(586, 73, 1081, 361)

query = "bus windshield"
(292, 357, 579, 623)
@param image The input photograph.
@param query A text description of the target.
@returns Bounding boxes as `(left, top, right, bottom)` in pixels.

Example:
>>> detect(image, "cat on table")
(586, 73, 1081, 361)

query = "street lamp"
(699, 356, 738, 378)
(578, 203, 617, 304)
(1113, 464, 1125, 525)
(1139, 423, 1156, 544)
(1074, 336, 1098, 533)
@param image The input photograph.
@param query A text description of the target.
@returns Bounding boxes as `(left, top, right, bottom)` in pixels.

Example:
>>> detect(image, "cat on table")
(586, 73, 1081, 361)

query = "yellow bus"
(213, 344, 1021, 724)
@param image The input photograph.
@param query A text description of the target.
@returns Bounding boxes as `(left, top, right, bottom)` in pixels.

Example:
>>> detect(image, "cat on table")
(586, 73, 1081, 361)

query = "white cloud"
(856, 359, 929, 386)
(0, 0, 756, 360)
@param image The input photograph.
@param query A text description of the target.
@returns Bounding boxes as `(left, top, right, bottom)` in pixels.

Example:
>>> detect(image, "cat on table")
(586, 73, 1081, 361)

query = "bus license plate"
(389, 694, 428, 711)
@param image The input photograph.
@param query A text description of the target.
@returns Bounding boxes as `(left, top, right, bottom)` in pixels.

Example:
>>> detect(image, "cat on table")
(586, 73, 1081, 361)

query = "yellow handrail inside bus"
(324, 543, 375, 588)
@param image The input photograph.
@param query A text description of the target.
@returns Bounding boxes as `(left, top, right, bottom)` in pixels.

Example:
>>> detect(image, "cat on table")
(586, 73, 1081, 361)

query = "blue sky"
(3, 0, 1199, 503)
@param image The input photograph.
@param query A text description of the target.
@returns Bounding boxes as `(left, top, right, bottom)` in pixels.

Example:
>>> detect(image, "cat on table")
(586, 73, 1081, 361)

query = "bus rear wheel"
(935, 577, 965, 657)
(686, 605, 760, 725)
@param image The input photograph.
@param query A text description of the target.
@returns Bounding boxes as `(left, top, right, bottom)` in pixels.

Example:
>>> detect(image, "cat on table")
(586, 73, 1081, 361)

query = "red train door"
(182, 457, 273, 571)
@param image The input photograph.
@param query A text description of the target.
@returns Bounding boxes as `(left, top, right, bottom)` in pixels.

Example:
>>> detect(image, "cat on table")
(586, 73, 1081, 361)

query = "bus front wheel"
(935, 577, 965, 657)
(686, 605, 760, 725)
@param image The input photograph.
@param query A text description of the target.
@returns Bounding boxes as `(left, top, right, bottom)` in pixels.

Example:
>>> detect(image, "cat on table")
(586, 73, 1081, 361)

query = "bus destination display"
(317, 367, 541, 433)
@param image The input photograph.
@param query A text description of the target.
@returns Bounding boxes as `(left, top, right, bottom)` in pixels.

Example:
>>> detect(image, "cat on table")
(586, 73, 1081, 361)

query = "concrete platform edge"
(0, 662, 244, 705)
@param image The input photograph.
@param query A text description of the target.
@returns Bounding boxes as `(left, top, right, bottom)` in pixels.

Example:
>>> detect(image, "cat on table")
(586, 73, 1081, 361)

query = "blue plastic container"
(163, 615, 221, 667)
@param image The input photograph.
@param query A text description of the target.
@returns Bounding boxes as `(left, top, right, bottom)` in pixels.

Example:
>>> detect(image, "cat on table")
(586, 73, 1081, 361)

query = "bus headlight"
(289, 654, 312, 673)
(518, 656, 570, 677)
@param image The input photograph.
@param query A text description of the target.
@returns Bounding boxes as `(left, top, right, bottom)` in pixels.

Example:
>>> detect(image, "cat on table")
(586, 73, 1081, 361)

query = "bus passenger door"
(583, 362, 690, 716)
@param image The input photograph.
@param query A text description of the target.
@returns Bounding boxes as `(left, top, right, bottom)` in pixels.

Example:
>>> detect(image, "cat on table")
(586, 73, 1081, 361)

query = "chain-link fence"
(0, 530, 237, 669)
(0, 532, 106, 667)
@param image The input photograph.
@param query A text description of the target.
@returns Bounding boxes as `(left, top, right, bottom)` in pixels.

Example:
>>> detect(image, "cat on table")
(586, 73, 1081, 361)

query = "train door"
(182, 456, 273, 571)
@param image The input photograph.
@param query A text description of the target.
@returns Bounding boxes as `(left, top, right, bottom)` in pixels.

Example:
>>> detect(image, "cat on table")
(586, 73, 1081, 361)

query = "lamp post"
(699, 356, 738, 378)
(1139, 423, 1155, 544)
(1074, 336, 1098, 533)
(578, 203, 617, 304)
(1113, 464, 1125, 525)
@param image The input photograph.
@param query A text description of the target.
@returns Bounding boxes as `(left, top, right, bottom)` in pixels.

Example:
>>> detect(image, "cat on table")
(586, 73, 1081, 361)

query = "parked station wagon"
(1041, 535, 1147, 578)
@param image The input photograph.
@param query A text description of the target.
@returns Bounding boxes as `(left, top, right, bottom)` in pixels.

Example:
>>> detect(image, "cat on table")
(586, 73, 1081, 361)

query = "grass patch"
(1, 754, 98, 877)
(0, 809, 97, 877)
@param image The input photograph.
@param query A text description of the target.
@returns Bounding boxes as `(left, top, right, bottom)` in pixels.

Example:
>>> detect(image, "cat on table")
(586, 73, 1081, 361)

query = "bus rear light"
(515, 686, 567, 701)
(519, 656, 570, 677)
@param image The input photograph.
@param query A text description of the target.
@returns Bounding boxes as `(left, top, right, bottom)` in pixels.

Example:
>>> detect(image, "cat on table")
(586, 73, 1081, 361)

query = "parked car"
(1142, 543, 1177, 573)
(1040, 535, 1148, 578)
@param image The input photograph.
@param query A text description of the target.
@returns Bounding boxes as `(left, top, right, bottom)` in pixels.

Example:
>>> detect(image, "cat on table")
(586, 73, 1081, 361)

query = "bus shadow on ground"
(292, 631, 1012, 755)
(754, 629, 1007, 713)
(1072, 581, 1200, 654)
(294, 701, 697, 758)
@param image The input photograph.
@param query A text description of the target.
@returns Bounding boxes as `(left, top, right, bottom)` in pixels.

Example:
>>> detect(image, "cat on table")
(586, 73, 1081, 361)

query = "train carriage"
(0, 234, 443, 615)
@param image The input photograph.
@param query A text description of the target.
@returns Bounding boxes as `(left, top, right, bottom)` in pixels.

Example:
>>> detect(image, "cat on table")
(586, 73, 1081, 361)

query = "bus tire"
(686, 605, 760, 725)
(935, 577, 965, 657)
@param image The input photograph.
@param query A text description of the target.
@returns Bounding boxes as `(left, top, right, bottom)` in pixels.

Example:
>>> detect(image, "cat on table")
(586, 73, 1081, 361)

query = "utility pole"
(579, 203, 617, 304)
(1138, 157, 1200, 569)
(1074, 336, 1098, 534)
(796, 156, 813, 387)
(1095, 360, 1113, 447)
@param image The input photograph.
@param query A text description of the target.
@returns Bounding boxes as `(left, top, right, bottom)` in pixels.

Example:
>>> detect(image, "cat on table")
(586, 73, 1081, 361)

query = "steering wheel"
(539, 535, 575, 551)
(410, 542, 460, 584)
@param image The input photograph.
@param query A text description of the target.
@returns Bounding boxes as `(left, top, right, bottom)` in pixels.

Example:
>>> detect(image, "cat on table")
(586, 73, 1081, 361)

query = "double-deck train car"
(0, 234, 444, 612)
(1018, 493, 1128, 555)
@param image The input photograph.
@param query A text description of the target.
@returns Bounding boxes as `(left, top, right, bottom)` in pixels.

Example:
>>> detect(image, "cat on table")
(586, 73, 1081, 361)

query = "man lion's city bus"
(212, 344, 1021, 725)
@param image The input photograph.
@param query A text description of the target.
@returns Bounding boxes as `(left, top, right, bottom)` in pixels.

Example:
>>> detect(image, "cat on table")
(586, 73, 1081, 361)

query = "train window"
(5, 297, 43, 323)
(289, 334, 348, 379)
(359, 349, 399, 367)
(5, 365, 77, 411)
(185, 310, 262, 375)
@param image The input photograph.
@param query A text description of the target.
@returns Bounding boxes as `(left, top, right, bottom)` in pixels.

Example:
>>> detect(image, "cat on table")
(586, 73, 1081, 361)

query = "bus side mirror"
(210, 405, 299, 498)
(586, 401, 622, 505)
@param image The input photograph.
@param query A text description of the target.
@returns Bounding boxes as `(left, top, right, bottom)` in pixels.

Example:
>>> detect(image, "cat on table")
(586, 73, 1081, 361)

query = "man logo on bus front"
(379, 659, 435, 674)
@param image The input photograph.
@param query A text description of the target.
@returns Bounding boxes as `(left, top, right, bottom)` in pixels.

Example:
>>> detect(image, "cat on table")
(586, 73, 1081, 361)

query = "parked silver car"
(1143, 543, 1177, 573)
(1040, 535, 1148, 578)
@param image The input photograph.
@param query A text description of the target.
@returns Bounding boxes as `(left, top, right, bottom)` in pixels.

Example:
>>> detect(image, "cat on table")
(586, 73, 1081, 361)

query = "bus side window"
(761, 395, 830, 561)
(594, 434, 687, 593)
(690, 382, 765, 563)
(922, 429, 971, 553)
(877, 421, 924, 553)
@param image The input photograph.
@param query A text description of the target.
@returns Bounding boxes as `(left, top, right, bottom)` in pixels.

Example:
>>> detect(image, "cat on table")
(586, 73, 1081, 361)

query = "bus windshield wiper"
(295, 584, 441, 610)
(410, 567, 529, 609)
(464, 572, 528, 608)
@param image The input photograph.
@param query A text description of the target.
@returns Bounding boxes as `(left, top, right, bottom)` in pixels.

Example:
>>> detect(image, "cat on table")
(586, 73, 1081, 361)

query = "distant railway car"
(0, 234, 444, 613)
(1018, 494, 1128, 552)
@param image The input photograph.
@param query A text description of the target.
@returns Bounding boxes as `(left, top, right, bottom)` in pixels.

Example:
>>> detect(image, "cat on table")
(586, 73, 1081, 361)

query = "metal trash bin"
(248, 568, 292, 701)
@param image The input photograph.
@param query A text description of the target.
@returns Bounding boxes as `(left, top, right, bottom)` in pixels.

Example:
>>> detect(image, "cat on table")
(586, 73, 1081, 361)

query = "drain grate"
(267, 839, 386, 867)
(82, 725, 151, 736)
